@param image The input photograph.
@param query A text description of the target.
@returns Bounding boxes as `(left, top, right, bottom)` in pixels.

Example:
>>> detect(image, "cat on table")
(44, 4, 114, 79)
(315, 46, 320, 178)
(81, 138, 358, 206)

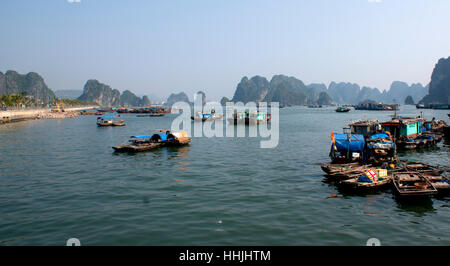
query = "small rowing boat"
(392, 172, 437, 197)
(97, 116, 125, 127)
(338, 173, 392, 191)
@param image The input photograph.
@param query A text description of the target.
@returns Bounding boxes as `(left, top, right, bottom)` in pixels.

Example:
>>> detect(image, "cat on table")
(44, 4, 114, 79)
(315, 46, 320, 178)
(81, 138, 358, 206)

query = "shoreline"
(0, 106, 99, 124)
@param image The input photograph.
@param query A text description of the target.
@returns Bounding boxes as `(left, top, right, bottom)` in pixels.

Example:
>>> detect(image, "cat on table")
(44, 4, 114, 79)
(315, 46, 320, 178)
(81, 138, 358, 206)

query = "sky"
(1, 0, 449, 101)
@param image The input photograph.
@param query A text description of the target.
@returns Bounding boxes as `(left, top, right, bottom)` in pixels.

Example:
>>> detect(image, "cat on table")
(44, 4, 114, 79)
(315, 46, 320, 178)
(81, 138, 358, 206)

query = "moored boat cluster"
(321, 116, 450, 198)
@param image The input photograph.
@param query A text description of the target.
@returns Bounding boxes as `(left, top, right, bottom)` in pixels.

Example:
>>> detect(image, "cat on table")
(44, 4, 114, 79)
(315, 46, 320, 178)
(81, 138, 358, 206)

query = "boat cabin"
(381, 117, 425, 139)
(349, 120, 381, 138)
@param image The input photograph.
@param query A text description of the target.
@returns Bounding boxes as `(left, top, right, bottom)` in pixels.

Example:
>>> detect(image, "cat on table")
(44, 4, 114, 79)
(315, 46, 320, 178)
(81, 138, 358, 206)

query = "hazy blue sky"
(1, 0, 449, 101)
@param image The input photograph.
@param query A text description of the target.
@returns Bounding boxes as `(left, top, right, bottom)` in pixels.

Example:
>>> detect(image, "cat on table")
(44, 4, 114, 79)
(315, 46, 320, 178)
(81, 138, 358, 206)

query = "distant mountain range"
(77, 80, 150, 107)
(227, 75, 428, 106)
(2, 56, 448, 108)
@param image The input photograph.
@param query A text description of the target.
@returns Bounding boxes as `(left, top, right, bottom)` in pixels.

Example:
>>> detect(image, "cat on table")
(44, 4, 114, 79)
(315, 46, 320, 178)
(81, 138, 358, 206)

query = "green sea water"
(0, 105, 448, 245)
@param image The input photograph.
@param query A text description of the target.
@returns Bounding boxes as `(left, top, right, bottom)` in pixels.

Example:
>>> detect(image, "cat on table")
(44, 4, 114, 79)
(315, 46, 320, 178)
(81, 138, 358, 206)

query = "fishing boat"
(335, 106, 351, 113)
(112, 130, 191, 152)
(97, 116, 125, 127)
(392, 172, 438, 197)
(338, 172, 392, 191)
(328, 133, 365, 164)
(227, 111, 271, 125)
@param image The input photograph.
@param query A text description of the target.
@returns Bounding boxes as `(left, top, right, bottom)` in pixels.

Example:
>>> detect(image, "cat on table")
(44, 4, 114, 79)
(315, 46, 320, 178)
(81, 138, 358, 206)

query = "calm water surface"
(0, 105, 449, 245)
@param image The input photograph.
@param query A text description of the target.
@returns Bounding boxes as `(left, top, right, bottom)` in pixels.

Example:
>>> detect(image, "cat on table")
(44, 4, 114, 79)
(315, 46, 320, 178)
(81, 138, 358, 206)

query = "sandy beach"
(0, 106, 98, 124)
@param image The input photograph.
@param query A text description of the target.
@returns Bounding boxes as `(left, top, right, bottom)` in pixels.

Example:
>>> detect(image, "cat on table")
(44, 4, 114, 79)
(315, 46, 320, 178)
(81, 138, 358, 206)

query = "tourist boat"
(227, 111, 271, 125)
(392, 172, 438, 197)
(112, 130, 191, 152)
(335, 106, 351, 113)
(96, 116, 125, 127)
(191, 111, 223, 122)
(338, 173, 392, 191)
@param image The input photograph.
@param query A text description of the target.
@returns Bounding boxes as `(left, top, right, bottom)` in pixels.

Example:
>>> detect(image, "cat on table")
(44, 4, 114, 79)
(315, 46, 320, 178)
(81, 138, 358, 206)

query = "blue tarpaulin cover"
(131, 135, 153, 139)
(334, 134, 365, 152)
(368, 133, 389, 140)
(98, 116, 115, 119)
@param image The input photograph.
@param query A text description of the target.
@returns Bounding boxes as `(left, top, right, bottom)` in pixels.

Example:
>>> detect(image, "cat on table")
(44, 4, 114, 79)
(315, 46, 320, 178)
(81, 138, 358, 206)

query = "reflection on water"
(394, 196, 436, 216)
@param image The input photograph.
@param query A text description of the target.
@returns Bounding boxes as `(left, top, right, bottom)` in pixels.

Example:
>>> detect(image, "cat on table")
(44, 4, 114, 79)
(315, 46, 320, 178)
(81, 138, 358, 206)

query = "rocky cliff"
(231, 76, 270, 103)
(0, 70, 56, 104)
(421, 56, 450, 104)
(77, 80, 150, 107)
(165, 92, 191, 107)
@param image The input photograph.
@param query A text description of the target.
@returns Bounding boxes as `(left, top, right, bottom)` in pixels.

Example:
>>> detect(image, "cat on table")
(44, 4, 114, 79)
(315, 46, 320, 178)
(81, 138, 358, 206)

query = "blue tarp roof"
(98, 116, 115, 119)
(334, 134, 365, 152)
(368, 133, 390, 140)
(131, 135, 153, 139)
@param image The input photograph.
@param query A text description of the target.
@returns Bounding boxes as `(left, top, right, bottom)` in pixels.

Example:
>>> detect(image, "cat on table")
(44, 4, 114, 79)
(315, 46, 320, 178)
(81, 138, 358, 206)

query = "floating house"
(380, 117, 425, 140)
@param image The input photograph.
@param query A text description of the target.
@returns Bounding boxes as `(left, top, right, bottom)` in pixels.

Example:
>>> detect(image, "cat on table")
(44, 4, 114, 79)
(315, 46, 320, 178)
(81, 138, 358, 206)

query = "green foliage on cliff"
(0, 70, 56, 104)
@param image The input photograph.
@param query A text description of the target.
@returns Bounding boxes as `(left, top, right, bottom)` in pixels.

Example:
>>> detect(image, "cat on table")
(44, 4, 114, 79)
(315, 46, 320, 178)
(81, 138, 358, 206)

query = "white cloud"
(368, 0, 382, 3)
(67, 0, 81, 3)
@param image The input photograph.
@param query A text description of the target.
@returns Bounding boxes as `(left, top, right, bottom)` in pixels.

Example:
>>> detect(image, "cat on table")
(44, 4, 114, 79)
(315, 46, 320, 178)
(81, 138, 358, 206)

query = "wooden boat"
(338, 174, 392, 191)
(335, 107, 351, 113)
(113, 130, 191, 153)
(97, 116, 125, 127)
(422, 175, 450, 194)
(402, 161, 444, 176)
(113, 135, 163, 152)
(112, 120, 126, 126)
(392, 172, 437, 197)
(320, 162, 363, 175)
